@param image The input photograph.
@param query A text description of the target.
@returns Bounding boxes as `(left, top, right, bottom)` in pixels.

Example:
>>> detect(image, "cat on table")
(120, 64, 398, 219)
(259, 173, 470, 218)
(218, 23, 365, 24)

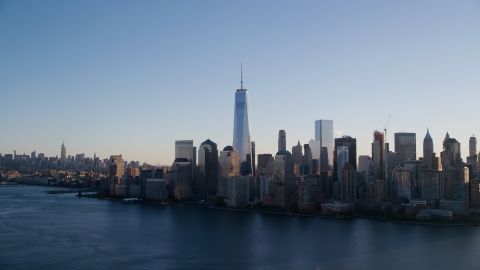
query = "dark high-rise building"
(198, 139, 219, 196)
(61, 142, 66, 166)
(469, 136, 477, 158)
(251, 141, 256, 176)
(303, 144, 313, 175)
(140, 169, 153, 199)
(278, 130, 286, 152)
(171, 158, 192, 199)
(334, 136, 357, 182)
(394, 132, 416, 162)
(423, 129, 434, 168)
(441, 132, 461, 167)
(4, 154, 13, 169)
(372, 131, 385, 180)
(257, 154, 272, 175)
(292, 141, 303, 177)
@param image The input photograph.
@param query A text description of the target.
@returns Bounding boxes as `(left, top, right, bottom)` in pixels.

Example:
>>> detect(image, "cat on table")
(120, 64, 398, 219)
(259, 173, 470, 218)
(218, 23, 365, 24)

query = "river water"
(1, 185, 479, 269)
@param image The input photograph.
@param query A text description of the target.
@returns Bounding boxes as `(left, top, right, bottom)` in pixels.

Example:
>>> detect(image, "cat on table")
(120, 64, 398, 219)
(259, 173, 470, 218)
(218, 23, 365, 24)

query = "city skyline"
(1, 1, 480, 164)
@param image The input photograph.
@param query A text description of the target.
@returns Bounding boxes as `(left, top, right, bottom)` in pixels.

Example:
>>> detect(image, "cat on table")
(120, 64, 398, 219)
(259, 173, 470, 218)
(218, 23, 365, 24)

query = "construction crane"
(384, 115, 391, 183)
(384, 115, 391, 142)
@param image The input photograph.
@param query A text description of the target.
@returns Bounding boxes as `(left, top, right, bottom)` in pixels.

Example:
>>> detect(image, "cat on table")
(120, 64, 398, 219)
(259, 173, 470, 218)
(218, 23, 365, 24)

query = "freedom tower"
(232, 65, 252, 172)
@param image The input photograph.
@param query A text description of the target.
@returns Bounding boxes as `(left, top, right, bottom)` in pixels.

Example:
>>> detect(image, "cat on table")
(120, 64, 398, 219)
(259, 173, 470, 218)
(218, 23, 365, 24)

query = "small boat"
(123, 198, 141, 204)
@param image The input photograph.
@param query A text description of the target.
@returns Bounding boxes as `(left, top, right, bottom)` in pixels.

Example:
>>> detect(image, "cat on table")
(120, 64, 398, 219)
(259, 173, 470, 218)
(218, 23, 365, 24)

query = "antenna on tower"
(240, 63, 243, 90)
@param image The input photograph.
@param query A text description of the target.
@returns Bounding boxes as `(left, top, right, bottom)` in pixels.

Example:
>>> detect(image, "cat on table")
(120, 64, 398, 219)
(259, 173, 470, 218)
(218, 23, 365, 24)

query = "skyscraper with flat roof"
(314, 119, 333, 170)
(175, 140, 196, 176)
(394, 132, 416, 162)
(233, 65, 252, 167)
(469, 136, 477, 158)
(278, 130, 286, 152)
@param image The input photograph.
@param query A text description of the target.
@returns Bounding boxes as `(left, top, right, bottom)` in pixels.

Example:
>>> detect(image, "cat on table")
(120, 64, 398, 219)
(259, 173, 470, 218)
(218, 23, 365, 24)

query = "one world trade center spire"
(232, 64, 252, 167)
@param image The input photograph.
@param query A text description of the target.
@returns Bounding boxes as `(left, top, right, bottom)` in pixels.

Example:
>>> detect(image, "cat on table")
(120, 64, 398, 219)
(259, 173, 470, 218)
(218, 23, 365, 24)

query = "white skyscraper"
(232, 65, 252, 164)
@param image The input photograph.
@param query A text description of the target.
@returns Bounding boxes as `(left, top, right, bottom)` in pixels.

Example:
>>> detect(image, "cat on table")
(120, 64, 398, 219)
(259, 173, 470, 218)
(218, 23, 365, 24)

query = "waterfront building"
(227, 175, 251, 207)
(314, 119, 334, 170)
(140, 169, 153, 199)
(232, 66, 252, 167)
(198, 139, 219, 196)
(175, 140, 196, 177)
(145, 178, 167, 201)
(171, 158, 192, 199)
(278, 130, 286, 152)
(392, 167, 412, 200)
(298, 181, 311, 210)
(394, 132, 416, 162)
(423, 129, 434, 168)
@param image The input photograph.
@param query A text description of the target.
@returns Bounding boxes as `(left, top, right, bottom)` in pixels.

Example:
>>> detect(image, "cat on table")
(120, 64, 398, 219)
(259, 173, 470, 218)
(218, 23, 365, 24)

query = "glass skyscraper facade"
(314, 119, 333, 170)
(232, 79, 252, 165)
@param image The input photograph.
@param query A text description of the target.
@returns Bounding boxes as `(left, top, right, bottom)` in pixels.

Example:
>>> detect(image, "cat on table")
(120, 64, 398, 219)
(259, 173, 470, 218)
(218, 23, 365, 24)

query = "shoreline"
(15, 184, 480, 227)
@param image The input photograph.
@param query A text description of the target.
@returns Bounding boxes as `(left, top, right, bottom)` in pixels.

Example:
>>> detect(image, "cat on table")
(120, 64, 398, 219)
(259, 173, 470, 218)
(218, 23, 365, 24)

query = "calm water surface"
(1, 186, 479, 270)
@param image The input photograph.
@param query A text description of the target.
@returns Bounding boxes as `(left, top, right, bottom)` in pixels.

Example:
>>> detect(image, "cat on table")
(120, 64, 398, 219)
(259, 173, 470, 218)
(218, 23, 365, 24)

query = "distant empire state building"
(232, 65, 252, 167)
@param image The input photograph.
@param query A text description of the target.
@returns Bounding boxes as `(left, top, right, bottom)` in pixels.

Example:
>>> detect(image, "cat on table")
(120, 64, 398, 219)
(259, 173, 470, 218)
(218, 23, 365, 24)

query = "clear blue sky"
(1, 1, 480, 165)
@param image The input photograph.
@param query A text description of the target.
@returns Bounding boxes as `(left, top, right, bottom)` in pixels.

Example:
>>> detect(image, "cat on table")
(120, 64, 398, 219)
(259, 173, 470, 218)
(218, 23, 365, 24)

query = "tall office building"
(423, 129, 433, 168)
(372, 131, 385, 180)
(218, 146, 240, 197)
(31, 151, 36, 159)
(232, 66, 252, 167)
(394, 132, 416, 162)
(251, 141, 256, 176)
(109, 155, 124, 179)
(61, 141, 66, 165)
(441, 132, 461, 167)
(303, 143, 313, 175)
(469, 136, 477, 158)
(175, 140, 196, 176)
(334, 136, 357, 182)
(257, 154, 273, 175)
(314, 119, 333, 170)
(278, 130, 286, 152)
(198, 139, 219, 196)
(292, 141, 303, 177)
(336, 146, 348, 184)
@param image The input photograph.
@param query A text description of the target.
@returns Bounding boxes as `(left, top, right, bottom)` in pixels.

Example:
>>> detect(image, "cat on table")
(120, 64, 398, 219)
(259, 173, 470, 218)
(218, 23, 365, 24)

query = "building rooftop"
(276, 150, 292, 156)
(201, 139, 216, 146)
(173, 158, 189, 163)
(223, 145, 234, 151)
